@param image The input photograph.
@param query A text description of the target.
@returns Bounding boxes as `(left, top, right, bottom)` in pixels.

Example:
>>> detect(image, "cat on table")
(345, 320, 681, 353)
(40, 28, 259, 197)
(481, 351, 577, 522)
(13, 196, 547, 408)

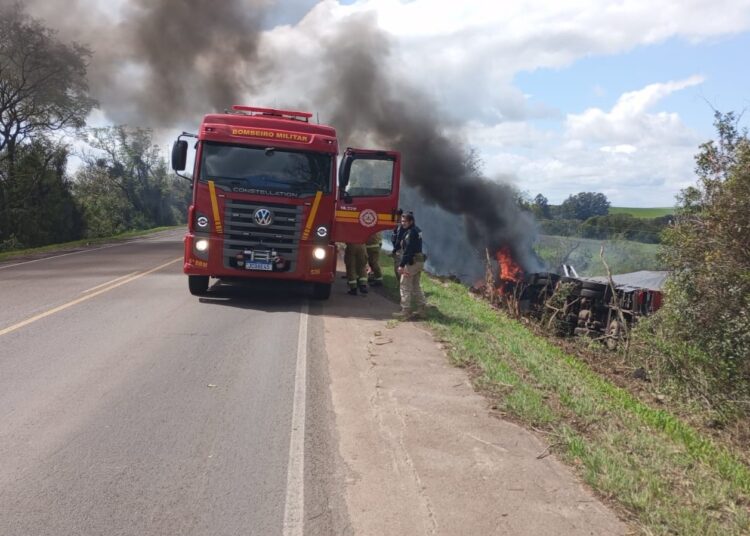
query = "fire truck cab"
(171, 105, 401, 300)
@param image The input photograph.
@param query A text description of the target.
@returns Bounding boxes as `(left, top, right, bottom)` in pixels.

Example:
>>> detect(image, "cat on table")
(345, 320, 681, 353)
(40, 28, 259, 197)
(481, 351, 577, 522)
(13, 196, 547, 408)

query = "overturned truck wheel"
(580, 288, 604, 300)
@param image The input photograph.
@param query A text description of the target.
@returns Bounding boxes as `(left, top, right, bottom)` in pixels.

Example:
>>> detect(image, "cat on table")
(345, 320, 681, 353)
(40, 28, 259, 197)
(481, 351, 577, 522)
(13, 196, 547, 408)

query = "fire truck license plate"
(246, 261, 273, 271)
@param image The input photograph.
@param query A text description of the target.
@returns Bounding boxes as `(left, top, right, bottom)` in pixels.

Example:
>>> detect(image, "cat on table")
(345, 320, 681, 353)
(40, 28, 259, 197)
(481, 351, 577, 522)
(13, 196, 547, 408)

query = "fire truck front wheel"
(311, 283, 332, 300)
(188, 275, 209, 296)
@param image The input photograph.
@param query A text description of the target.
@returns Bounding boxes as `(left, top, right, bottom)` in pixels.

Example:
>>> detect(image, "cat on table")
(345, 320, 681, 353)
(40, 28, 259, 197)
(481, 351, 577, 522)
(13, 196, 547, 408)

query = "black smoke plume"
(16, 2, 540, 275)
(319, 13, 540, 275)
(119, 0, 264, 126)
(18, 0, 266, 127)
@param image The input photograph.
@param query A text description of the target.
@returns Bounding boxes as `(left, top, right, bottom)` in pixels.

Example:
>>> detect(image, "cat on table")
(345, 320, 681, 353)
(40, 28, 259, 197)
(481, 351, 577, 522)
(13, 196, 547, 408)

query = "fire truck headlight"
(195, 239, 209, 252)
(315, 225, 328, 238)
(313, 247, 326, 260)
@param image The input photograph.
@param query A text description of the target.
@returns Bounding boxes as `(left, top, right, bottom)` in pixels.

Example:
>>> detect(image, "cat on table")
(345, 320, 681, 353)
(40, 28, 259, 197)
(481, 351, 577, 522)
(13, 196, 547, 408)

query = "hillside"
(534, 235, 663, 276)
(609, 207, 674, 218)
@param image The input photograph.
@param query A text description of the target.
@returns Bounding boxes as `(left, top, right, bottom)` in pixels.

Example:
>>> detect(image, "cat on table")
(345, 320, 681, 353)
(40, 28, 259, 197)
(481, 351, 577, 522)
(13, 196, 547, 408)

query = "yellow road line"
(81, 271, 140, 294)
(0, 257, 181, 338)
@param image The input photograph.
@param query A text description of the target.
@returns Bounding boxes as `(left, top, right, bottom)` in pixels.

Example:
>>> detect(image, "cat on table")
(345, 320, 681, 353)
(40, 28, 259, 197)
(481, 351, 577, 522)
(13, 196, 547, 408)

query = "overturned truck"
(502, 260, 667, 347)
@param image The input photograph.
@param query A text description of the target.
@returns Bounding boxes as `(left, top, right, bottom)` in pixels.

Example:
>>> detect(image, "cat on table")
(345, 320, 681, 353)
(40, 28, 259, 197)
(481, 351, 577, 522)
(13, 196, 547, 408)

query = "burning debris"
(496, 246, 523, 293)
(475, 245, 666, 347)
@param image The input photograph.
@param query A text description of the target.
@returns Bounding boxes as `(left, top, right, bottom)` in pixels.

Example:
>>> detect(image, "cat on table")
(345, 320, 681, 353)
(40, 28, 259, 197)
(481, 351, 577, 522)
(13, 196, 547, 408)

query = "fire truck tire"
(312, 283, 332, 300)
(188, 275, 209, 295)
(580, 288, 604, 299)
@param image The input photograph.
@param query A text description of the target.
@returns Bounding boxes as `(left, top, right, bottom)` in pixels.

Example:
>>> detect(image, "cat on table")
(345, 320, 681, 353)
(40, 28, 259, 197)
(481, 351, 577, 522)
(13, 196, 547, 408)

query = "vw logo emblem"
(254, 208, 273, 226)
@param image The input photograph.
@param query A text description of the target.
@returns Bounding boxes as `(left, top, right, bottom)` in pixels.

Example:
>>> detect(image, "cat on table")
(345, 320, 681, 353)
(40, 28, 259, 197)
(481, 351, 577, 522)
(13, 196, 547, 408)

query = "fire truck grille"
(223, 200, 303, 271)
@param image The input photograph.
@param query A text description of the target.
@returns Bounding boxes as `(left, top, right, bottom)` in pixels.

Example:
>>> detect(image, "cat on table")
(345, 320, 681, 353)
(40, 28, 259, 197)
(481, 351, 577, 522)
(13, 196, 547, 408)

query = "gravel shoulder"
(322, 275, 628, 535)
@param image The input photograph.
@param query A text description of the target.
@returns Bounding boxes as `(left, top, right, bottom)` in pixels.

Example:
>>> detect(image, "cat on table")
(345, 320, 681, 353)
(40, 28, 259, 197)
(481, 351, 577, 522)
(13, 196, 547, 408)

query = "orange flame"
(496, 246, 523, 283)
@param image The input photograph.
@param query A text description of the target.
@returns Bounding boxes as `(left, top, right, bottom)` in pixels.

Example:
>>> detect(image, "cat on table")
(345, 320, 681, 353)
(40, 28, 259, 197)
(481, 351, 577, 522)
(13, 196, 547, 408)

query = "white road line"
(283, 302, 309, 536)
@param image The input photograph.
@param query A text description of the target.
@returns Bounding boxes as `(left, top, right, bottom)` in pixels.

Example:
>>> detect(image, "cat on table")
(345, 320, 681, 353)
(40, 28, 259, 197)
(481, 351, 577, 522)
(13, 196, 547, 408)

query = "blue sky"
(516, 33, 750, 139)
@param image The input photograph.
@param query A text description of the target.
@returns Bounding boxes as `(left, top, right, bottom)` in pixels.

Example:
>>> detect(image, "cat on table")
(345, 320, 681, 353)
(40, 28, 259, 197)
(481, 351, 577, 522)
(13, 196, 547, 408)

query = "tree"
(0, 3, 95, 245)
(648, 111, 750, 402)
(532, 193, 551, 219)
(515, 189, 533, 212)
(75, 126, 190, 236)
(0, 138, 84, 249)
(0, 3, 95, 166)
(560, 192, 610, 220)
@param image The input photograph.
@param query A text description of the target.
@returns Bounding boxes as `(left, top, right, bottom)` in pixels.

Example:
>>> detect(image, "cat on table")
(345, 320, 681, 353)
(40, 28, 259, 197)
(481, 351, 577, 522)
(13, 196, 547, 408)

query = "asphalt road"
(0, 230, 342, 536)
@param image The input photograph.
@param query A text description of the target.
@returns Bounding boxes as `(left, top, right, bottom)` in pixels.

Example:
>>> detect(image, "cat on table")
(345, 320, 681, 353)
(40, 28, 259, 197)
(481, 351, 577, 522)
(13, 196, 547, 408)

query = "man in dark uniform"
(394, 212, 427, 319)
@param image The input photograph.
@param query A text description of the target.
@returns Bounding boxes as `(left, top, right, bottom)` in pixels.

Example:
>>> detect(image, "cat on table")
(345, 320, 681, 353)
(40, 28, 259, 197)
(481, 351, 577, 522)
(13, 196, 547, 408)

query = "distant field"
(534, 235, 663, 276)
(609, 206, 674, 218)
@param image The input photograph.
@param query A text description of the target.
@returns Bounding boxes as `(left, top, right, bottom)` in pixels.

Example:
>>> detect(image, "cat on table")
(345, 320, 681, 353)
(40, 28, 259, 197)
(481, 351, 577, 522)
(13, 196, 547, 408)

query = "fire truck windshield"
(200, 142, 332, 196)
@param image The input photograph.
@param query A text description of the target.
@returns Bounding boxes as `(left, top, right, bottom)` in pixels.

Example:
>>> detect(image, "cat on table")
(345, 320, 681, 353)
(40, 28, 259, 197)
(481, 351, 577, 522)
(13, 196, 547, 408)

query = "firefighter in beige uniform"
(394, 212, 426, 319)
(344, 243, 369, 295)
(365, 232, 383, 286)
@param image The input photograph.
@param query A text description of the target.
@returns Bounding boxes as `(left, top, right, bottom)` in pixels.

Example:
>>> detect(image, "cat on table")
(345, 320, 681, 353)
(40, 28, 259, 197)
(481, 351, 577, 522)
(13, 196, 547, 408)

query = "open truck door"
(334, 148, 401, 243)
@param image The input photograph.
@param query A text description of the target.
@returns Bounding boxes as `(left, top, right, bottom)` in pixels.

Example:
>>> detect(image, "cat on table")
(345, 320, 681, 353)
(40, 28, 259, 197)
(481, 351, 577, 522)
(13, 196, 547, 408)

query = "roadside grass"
(609, 207, 675, 219)
(379, 251, 750, 535)
(0, 226, 182, 262)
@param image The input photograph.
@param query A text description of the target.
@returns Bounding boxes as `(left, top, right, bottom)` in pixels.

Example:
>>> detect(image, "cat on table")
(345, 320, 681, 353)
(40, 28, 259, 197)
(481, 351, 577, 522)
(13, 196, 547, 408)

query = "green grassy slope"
(380, 251, 750, 535)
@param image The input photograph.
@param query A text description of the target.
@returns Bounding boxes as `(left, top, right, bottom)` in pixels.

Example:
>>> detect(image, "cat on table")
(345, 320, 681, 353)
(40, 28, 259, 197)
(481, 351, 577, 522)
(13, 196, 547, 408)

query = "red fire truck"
(171, 105, 401, 299)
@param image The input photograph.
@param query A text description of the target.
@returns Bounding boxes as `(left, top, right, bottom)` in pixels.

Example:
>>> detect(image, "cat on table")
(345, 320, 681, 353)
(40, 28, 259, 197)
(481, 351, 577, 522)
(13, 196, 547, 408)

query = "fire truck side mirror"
(171, 140, 188, 171)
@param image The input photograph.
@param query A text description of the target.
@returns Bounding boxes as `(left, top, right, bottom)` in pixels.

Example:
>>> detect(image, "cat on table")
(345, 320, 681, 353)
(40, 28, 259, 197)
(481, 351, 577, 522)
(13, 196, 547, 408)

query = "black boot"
(358, 285, 368, 294)
(347, 287, 357, 295)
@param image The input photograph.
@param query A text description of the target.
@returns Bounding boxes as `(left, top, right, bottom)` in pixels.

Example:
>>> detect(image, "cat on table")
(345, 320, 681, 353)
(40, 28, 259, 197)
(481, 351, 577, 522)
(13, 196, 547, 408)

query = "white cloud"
(463, 120, 554, 149)
(565, 76, 704, 145)
(249, 1, 748, 204)
(254, 0, 750, 126)
(466, 78, 705, 205)
(600, 145, 638, 154)
(316, 0, 750, 122)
